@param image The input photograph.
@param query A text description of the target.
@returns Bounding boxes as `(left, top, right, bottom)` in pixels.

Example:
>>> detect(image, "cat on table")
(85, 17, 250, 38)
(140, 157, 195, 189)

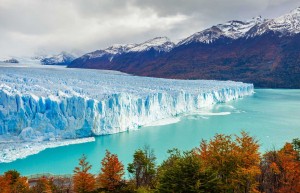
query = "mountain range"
(68, 7, 300, 88)
(1, 52, 77, 66)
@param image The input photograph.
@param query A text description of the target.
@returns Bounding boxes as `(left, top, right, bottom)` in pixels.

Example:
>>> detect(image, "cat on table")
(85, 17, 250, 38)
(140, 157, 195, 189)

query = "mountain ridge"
(68, 7, 300, 88)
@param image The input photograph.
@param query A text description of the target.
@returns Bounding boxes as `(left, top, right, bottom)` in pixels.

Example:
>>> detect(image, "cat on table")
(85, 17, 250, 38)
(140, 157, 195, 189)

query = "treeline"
(0, 132, 299, 193)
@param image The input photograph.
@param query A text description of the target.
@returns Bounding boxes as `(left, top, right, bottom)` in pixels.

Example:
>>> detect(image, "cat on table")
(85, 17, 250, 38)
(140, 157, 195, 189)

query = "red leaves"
(73, 155, 96, 193)
(97, 150, 125, 191)
(277, 143, 300, 193)
(196, 132, 261, 192)
(0, 170, 29, 193)
(260, 143, 300, 193)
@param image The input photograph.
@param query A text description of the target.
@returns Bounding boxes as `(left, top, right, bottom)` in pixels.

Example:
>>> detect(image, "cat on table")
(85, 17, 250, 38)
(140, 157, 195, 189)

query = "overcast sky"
(0, 0, 299, 57)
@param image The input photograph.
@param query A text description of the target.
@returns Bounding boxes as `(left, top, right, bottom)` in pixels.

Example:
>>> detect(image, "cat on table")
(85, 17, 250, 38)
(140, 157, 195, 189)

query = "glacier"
(0, 65, 253, 162)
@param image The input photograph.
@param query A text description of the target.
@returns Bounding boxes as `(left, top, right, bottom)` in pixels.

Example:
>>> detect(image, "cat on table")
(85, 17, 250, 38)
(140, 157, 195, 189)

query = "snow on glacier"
(0, 65, 253, 162)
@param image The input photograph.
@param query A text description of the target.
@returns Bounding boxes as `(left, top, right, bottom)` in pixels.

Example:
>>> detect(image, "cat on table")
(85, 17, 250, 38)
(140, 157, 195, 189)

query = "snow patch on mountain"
(79, 37, 174, 61)
(0, 51, 79, 66)
(85, 44, 137, 60)
(41, 52, 77, 65)
(178, 16, 264, 45)
(248, 7, 300, 36)
(128, 37, 174, 52)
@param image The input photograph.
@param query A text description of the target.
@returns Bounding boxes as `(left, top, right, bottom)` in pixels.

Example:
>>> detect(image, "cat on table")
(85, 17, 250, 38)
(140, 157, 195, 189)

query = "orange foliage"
(98, 150, 125, 191)
(32, 177, 53, 193)
(260, 142, 300, 193)
(197, 131, 261, 193)
(0, 175, 11, 193)
(234, 132, 261, 193)
(277, 143, 300, 193)
(0, 170, 29, 193)
(73, 154, 96, 193)
(270, 162, 281, 174)
(11, 177, 30, 193)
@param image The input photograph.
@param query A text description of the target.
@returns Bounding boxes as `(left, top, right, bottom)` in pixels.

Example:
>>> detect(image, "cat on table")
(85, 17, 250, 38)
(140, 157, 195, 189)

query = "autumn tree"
(128, 145, 156, 188)
(73, 154, 96, 193)
(196, 132, 261, 193)
(259, 150, 281, 193)
(234, 132, 261, 193)
(31, 177, 53, 193)
(157, 149, 220, 193)
(277, 143, 300, 193)
(259, 142, 300, 193)
(2, 170, 30, 193)
(4, 170, 20, 185)
(0, 175, 11, 193)
(97, 150, 125, 191)
(197, 134, 238, 191)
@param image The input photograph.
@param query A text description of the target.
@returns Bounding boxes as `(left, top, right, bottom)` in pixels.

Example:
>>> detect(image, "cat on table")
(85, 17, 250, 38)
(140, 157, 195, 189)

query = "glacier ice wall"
(0, 67, 254, 141)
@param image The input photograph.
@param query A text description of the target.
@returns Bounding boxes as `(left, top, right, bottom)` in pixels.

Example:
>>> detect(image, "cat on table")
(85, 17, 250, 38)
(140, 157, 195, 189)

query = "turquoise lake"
(0, 89, 300, 176)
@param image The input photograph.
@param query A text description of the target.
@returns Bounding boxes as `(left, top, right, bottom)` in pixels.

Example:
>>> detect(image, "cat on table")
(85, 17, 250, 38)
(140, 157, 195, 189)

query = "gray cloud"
(0, 0, 298, 57)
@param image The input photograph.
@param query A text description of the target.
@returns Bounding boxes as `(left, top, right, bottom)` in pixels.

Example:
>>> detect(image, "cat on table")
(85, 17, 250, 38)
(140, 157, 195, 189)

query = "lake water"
(0, 89, 300, 176)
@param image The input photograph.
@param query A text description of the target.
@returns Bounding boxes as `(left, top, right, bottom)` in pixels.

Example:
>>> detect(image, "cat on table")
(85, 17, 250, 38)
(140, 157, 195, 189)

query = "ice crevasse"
(0, 67, 254, 141)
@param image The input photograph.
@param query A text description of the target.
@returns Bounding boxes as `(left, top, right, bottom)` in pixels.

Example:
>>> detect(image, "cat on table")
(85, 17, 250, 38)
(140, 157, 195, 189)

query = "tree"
(259, 149, 282, 193)
(292, 138, 300, 159)
(196, 132, 261, 193)
(259, 142, 300, 193)
(73, 154, 96, 193)
(97, 150, 125, 191)
(234, 132, 261, 193)
(157, 149, 220, 193)
(0, 175, 11, 193)
(31, 177, 53, 193)
(11, 177, 30, 193)
(277, 143, 300, 193)
(128, 146, 156, 188)
(2, 170, 29, 193)
(4, 170, 20, 185)
(197, 134, 238, 192)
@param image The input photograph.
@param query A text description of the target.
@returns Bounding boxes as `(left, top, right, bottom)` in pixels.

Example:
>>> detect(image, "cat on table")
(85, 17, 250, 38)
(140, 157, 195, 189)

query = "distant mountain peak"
(128, 36, 174, 52)
(41, 52, 77, 65)
(0, 58, 19, 63)
(68, 6, 300, 89)
(247, 7, 300, 36)
(178, 7, 300, 46)
(290, 6, 300, 14)
(78, 36, 175, 62)
(178, 16, 264, 45)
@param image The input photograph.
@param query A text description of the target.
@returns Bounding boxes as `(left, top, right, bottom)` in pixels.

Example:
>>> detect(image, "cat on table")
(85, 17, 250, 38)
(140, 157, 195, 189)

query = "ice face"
(0, 66, 254, 141)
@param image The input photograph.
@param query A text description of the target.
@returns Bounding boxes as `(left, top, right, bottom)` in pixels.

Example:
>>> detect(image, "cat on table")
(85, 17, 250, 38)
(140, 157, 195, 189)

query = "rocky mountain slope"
(69, 7, 300, 88)
(41, 52, 77, 65)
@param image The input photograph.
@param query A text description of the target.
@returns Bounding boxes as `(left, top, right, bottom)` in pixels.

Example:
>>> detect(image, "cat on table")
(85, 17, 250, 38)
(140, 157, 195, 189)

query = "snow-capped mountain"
(128, 37, 174, 52)
(178, 16, 264, 45)
(83, 44, 137, 62)
(247, 7, 300, 36)
(69, 7, 300, 88)
(41, 52, 77, 65)
(178, 7, 300, 45)
(0, 52, 78, 66)
(79, 37, 174, 62)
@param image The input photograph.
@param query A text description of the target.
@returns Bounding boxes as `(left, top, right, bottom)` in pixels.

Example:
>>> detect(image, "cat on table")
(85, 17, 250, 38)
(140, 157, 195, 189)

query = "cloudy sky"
(0, 0, 299, 57)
